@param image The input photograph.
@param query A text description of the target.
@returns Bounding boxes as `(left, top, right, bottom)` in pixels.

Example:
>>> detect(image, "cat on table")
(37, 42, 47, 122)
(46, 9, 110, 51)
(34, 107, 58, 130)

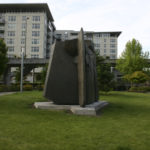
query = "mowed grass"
(0, 91, 150, 150)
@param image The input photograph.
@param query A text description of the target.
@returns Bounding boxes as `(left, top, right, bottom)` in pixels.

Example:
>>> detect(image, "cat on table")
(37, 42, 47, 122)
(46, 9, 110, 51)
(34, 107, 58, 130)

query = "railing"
(0, 26, 5, 30)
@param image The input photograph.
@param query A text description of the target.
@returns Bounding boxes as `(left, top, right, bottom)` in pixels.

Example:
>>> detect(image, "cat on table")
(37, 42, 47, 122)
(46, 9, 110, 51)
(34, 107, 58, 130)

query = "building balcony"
(0, 33, 4, 38)
(47, 32, 51, 37)
(47, 39, 51, 44)
(0, 18, 5, 24)
(0, 26, 5, 31)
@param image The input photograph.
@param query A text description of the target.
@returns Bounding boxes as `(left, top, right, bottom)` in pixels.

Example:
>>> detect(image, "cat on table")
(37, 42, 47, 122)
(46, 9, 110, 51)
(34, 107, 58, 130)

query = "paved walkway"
(0, 92, 16, 96)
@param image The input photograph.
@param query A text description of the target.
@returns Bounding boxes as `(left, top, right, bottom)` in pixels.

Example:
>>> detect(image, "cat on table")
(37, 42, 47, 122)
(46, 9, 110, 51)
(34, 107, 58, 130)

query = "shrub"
(23, 84, 33, 91)
(0, 85, 8, 92)
(129, 86, 150, 92)
(36, 84, 44, 91)
(10, 84, 20, 91)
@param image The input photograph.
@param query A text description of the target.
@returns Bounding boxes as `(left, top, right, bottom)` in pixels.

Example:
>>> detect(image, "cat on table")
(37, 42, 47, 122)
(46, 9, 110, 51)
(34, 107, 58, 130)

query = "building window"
(102, 33, 110, 37)
(32, 31, 40, 37)
(94, 43, 100, 48)
(21, 39, 25, 44)
(32, 24, 40, 29)
(22, 23, 26, 29)
(104, 39, 106, 42)
(31, 54, 39, 58)
(110, 49, 116, 53)
(110, 55, 116, 59)
(110, 39, 116, 42)
(110, 44, 116, 48)
(22, 16, 26, 21)
(8, 23, 16, 29)
(8, 31, 15, 36)
(22, 31, 26, 36)
(31, 47, 39, 52)
(32, 39, 40, 44)
(104, 49, 106, 53)
(8, 47, 14, 52)
(95, 34, 100, 37)
(32, 16, 40, 21)
(7, 39, 14, 44)
(8, 16, 16, 22)
(7, 54, 14, 58)
(104, 44, 106, 48)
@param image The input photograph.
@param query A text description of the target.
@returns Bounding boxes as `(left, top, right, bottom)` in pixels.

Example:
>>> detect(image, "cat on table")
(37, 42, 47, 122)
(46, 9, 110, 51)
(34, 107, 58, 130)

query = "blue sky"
(1, 0, 150, 56)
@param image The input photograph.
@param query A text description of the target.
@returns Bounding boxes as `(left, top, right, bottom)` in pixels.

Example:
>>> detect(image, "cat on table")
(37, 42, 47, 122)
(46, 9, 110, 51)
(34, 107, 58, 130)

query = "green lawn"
(0, 91, 150, 150)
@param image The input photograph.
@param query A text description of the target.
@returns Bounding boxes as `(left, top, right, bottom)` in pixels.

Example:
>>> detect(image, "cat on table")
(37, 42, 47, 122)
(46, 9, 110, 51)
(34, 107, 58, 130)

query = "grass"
(0, 91, 150, 150)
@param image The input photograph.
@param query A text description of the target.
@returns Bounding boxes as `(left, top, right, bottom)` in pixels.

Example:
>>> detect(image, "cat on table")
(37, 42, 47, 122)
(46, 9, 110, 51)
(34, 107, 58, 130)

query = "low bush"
(36, 84, 44, 91)
(23, 84, 33, 91)
(0, 85, 8, 92)
(129, 86, 150, 92)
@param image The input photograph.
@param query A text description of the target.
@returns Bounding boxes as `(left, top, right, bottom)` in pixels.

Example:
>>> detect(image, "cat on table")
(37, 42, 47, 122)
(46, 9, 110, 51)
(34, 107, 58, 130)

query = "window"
(110, 39, 116, 42)
(110, 49, 116, 53)
(22, 16, 26, 21)
(104, 39, 106, 42)
(8, 31, 15, 36)
(31, 54, 39, 58)
(22, 31, 26, 36)
(110, 55, 116, 59)
(32, 24, 40, 29)
(8, 47, 14, 52)
(104, 44, 106, 48)
(8, 16, 16, 22)
(32, 31, 40, 37)
(8, 23, 16, 29)
(7, 54, 14, 58)
(7, 39, 14, 44)
(102, 33, 110, 37)
(32, 39, 40, 44)
(94, 43, 100, 48)
(95, 34, 100, 37)
(110, 44, 116, 48)
(31, 47, 39, 52)
(21, 39, 25, 44)
(22, 23, 26, 29)
(104, 49, 106, 53)
(32, 16, 40, 21)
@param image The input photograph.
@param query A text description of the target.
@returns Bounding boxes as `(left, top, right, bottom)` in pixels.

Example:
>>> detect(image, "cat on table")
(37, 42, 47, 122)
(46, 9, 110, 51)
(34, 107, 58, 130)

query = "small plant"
(23, 84, 33, 91)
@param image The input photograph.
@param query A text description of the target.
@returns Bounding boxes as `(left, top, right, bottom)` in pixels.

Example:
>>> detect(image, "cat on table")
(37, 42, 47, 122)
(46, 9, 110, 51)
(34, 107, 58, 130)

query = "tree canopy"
(96, 54, 114, 92)
(0, 39, 8, 76)
(116, 38, 149, 75)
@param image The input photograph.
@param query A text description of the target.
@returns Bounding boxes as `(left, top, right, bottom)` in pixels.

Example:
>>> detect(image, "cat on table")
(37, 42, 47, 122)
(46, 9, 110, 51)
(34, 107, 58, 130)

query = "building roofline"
(55, 30, 122, 37)
(86, 31, 122, 37)
(0, 3, 54, 21)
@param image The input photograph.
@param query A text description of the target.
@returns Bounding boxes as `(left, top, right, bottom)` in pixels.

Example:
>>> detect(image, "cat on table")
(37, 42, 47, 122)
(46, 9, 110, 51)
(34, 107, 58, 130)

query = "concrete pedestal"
(34, 101, 108, 116)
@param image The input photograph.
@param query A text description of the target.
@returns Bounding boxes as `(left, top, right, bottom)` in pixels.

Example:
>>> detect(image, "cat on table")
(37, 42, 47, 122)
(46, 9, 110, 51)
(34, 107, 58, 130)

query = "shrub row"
(0, 84, 44, 92)
(129, 86, 150, 92)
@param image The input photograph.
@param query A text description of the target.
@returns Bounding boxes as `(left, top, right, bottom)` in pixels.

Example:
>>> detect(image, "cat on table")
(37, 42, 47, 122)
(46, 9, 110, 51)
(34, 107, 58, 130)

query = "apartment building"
(55, 30, 121, 59)
(0, 3, 55, 59)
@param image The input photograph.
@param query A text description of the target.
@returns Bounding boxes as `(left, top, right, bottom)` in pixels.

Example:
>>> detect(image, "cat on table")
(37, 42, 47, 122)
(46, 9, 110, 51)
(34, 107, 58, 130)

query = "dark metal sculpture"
(44, 29, 98, 107)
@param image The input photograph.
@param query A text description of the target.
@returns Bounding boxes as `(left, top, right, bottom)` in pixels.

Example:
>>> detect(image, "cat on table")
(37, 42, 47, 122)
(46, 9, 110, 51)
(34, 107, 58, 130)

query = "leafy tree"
(116, 38, 149, 76)
(0, 38, 8, 76)
(96, 54, 114, 92)
(126, 71, 150, 85)
(41, 64, 48, 83)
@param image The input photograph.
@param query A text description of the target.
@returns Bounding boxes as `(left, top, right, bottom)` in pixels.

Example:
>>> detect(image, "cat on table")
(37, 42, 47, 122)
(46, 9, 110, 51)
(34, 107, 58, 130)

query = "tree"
(41, 64, 48, 83)
(0, 38, 8, 76)
(96, 54, 114, 92)
(116, 39, 149, 83)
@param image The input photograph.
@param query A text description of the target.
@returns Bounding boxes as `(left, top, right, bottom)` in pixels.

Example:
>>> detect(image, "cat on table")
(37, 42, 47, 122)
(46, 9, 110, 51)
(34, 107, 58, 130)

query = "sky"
(1, 0, 150, 57)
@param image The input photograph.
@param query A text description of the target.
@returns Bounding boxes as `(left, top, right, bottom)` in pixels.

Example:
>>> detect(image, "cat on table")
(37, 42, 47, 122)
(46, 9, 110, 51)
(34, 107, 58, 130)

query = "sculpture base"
(34, 101, 108, 116)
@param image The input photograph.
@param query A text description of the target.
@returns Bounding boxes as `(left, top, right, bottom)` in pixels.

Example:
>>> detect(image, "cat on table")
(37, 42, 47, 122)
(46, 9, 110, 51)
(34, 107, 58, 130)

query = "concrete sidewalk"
(0, 92, 16, 96)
